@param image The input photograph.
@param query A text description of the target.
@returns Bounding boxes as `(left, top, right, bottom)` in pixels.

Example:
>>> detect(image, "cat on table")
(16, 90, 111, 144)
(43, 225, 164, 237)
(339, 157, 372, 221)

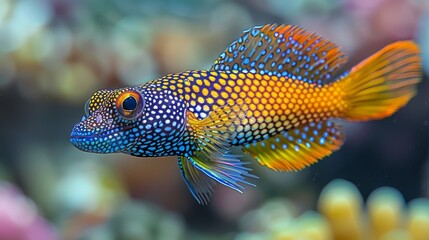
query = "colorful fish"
(70, 24, 422, 204)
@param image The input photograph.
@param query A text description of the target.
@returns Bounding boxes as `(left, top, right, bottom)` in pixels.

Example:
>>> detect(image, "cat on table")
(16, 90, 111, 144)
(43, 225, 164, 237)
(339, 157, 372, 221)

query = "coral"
(0, 181, 57, 240)
(236, 179, 429, 240)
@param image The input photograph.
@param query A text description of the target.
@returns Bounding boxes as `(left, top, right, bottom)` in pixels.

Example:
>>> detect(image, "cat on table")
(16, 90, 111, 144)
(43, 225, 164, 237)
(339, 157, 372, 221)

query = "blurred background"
(1, 0, 429, 239)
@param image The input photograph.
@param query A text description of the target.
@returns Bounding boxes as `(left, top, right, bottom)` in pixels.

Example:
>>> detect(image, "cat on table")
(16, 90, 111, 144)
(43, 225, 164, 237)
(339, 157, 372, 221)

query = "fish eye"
(122, 96, 137, 111)
(116, 90, 144, 120)
(84, 99, 91, 116)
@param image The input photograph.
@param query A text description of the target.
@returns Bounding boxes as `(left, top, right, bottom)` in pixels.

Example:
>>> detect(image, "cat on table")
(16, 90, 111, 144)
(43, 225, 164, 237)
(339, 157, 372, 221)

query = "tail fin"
(340, 41, 421, 121)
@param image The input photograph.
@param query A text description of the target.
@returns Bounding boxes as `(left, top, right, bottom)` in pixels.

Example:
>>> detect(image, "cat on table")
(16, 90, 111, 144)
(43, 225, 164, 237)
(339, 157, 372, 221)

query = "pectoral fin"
(185, 104, 256, 196)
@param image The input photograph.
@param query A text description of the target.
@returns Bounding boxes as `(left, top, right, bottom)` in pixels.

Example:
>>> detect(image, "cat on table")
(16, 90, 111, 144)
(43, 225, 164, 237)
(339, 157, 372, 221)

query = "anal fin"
(243, 120, 345, 171)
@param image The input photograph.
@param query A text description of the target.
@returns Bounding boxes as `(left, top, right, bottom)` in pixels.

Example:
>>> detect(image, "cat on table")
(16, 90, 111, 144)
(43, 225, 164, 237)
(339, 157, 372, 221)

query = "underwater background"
(1, 0, 429, 239)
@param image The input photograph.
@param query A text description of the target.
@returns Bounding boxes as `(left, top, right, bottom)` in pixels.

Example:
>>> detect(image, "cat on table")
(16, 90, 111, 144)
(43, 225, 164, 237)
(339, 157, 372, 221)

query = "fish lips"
(70, 120, 133, 153)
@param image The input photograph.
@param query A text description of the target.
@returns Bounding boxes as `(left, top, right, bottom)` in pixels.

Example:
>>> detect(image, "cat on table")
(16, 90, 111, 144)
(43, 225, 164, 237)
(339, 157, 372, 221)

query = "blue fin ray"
(187, 152, 256, 192)
(211, 24, 348, 85)
(178, 156, 216, 205)
(186, 104, 257, 194)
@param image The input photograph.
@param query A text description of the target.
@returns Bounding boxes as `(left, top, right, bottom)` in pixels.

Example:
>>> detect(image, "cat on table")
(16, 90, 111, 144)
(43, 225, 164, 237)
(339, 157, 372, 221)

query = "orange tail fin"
(340, 41, 421, 121)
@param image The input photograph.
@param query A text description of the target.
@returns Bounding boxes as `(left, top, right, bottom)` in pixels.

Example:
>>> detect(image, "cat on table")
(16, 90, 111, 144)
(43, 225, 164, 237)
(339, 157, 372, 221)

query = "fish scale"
(70, 24, 422, 204)
(151, 70, 346, 146)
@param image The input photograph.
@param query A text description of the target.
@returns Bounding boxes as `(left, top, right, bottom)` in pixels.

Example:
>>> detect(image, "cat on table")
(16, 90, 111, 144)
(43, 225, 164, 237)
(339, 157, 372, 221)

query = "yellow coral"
(238, 180, 429, 240)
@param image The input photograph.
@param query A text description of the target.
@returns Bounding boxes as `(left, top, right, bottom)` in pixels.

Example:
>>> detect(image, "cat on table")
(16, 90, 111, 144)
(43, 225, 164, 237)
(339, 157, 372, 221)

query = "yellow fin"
(187, 104, 243, 153)
(243, 121, 344, 171)
(340, 41, 421, 121)
(186, 104, 256, 193)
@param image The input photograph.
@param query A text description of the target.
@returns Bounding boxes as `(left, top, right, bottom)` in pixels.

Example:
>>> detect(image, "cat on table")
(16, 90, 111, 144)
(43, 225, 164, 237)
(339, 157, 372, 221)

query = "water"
(1, 0, 429, 239)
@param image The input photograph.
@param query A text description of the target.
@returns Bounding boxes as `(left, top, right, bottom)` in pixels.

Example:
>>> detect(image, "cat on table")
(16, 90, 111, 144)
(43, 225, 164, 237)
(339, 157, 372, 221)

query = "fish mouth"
(70, 125, 133, 141)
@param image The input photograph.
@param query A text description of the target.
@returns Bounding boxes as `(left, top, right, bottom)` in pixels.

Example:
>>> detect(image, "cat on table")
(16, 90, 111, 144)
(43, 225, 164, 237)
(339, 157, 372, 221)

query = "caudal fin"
(340, 41, 421, 121)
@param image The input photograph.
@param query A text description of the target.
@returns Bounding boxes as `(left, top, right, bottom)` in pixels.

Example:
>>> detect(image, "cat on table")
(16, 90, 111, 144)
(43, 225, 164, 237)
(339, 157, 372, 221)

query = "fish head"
(70, 87, 146, 153)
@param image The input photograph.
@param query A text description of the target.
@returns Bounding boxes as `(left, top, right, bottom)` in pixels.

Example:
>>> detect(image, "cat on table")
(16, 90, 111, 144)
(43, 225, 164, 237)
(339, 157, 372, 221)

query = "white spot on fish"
(96, 114, 102, 124)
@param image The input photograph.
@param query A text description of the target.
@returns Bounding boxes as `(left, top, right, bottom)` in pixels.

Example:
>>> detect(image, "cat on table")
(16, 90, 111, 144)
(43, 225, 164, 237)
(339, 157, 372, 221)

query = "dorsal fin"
(211, 24, 348, 85)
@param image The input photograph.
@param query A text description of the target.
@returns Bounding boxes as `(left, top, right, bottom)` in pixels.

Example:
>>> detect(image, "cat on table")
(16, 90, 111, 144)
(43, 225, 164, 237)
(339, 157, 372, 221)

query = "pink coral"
(0, 181, 57, 240)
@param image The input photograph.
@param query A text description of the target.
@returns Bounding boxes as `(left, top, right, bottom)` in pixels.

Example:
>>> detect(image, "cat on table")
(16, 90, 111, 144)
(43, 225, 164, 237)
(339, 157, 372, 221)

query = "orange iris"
(116, 90, 144, 120)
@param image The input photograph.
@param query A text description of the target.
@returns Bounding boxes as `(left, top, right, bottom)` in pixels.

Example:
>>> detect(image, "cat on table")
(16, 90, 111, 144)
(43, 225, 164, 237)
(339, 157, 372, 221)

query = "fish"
(70, 24, 422, 204)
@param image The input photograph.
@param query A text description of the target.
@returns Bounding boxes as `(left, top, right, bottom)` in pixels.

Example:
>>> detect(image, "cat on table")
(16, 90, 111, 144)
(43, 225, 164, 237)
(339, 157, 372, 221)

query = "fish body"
(70, 24, 422, 204)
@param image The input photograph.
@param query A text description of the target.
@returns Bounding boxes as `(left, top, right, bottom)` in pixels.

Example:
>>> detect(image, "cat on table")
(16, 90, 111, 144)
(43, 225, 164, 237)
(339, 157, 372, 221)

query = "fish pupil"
(123, 97, 137, 111)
